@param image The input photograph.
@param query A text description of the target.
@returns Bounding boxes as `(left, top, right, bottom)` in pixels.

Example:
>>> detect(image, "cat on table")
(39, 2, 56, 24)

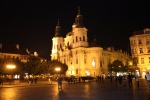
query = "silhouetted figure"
(118, 75, 122, 86)
(128, 73, 132, 88)
(145, 72, 150, 91)
(34, 77, 37, 84)
(57, 75, 62, 91)
(135, 74, 139, 88)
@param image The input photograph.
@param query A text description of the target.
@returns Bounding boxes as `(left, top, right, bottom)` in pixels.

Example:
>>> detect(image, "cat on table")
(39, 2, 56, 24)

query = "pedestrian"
(135, 74, 139, 88)
(145, 72, 150, 91)
(57, 75, 62, 91)
(118, 75, 122, 86)
(128, 73, 132, 88)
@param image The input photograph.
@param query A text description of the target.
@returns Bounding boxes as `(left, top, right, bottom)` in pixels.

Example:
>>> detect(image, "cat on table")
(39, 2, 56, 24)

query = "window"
(133, 40, 136, 45)
(141, 58, 144, 64)
(83, 36, 85, 41)
(138, 39, 142, 45)
(76, 58, 78, 64)
(76, 36, 78, 42)
(140, 48, 143, 53)
(76, 68, 78, 74)
(92, 60, 96, 67)
(147, 47, 150, 53)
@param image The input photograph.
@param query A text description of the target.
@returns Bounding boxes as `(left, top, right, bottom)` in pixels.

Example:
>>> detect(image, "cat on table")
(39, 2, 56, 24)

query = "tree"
(46, 60, 68, 75)
(108, 60, 124, 74)
(25, 56, 45, 76)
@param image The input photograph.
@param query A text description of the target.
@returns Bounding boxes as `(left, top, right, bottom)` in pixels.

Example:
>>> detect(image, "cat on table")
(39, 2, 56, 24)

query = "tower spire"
(55, 19, 61, 37)
(75, 6, 84, 28)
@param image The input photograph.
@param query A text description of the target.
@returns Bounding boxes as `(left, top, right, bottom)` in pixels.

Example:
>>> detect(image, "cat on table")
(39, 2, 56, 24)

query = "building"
(51, 8, 131, 78)
(129, 28, 150, 78)
(0, 43, 30, 63)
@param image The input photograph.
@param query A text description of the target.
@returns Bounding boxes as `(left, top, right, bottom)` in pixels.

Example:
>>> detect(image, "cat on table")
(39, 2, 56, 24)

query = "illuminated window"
(92, 60, 96, 67)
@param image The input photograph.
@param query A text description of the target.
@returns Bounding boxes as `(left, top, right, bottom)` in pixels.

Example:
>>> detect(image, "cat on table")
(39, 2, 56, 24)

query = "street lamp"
(55, 67, 61, 77)
(7, 64, 16, 84)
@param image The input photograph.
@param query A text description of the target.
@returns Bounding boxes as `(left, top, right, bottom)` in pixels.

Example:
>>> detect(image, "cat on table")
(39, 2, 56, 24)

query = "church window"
(76, 58, 78, 64)
(76, 36, 78, 42)
(83, 36, 85, 41)
(92, 60, 96, 67)
(76, 68, 78, 74)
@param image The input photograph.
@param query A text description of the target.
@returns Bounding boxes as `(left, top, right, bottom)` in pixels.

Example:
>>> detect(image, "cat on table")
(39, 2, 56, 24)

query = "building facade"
(129, 28, 150, 78)
(51, 8, 131, 78)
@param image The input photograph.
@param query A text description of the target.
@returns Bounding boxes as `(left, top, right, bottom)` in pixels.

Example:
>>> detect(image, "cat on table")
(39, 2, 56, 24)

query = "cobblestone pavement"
(0, 79, 150, 100)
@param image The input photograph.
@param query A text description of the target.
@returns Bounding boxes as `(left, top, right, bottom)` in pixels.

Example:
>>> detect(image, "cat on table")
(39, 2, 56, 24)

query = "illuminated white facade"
(129, 28, 150, 78)
(51, 8, 131, 77)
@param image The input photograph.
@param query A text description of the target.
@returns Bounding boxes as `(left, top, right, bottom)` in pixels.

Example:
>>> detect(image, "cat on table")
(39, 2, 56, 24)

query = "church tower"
(71, 7, 89, 48)
(51, 19, 64, 60)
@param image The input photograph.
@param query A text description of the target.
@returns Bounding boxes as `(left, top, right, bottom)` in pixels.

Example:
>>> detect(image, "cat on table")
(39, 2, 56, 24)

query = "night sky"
(0, 0, 150, 60)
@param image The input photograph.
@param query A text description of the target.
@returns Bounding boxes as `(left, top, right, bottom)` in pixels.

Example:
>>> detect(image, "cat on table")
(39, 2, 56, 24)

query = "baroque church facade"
(51, 8, 131, 78)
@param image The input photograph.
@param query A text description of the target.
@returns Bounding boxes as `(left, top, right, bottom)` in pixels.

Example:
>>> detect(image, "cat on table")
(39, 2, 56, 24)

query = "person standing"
(128, 73, 132, 88)
(118, 75, 122, 86)
(135, 74, 140, 88)
(145, 72, 150, 91)
(57, 75, 62, 91)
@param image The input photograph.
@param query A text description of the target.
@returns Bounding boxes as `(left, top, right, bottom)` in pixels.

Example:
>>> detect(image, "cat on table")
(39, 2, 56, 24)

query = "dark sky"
(0, 0, 150, 60)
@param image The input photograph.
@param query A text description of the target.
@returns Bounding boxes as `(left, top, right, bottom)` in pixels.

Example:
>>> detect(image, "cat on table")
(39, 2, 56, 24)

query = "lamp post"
(55, 67, 61, 77)
(7, 64, 16, 84)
